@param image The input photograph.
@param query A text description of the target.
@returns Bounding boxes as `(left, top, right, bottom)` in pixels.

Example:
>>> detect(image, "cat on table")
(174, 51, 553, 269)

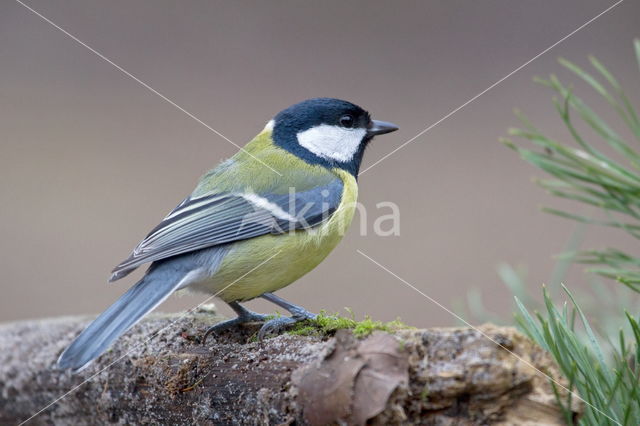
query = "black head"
(270, 98, 398, 176)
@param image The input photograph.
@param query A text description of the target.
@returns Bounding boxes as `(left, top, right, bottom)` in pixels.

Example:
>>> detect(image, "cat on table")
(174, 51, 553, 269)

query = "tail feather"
(57, 273, 184, 372)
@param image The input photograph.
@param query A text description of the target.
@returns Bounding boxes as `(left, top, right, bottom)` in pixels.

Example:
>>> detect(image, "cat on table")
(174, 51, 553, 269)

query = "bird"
(57, 97, 398, 371)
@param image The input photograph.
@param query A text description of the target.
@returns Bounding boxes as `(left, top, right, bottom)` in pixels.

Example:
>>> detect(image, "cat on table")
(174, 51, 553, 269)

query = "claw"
(257, 316, 298, 340)
(202, 317, 242, 343)
(202, 302, 270, 344)
(257, 311, 317, 341)
(202, 296, 317, 343)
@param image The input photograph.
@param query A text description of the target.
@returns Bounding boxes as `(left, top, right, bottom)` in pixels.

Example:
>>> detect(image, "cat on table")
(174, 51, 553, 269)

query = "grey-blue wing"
(110, 179, 343, 281)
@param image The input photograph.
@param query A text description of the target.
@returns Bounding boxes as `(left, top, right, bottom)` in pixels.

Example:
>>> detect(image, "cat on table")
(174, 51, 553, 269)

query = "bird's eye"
(339, 114, 354, 128)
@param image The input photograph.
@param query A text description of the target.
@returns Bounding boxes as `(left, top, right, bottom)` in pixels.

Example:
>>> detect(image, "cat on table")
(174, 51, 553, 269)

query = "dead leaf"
(292, 330, 365, 425)
(351, 332, 409, 424)
(292, 330, 410, 425)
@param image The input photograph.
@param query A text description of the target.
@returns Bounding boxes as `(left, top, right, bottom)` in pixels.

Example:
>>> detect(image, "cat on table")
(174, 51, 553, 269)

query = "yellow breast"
(192, 169, 358, 302)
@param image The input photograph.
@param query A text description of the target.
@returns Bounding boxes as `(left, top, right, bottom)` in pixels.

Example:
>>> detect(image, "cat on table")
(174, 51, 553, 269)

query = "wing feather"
(110, 179, 343, 282)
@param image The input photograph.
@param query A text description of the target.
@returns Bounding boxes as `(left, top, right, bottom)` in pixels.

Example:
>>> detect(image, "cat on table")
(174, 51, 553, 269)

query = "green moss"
(420, 385, 430, 401)
(287, 310, 412, 338)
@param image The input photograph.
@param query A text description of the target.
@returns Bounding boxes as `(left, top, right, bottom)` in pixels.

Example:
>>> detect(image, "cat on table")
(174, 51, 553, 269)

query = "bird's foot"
(203, 295, 317, 342)
(257, 309, 316, 340)
(202, 307, 270, 343)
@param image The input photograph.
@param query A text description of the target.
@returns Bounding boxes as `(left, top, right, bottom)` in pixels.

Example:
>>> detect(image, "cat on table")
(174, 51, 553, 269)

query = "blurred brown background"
(1, 0, 639, 327)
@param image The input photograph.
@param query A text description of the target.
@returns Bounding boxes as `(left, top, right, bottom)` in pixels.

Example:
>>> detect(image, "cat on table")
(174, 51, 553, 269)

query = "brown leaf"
(351, 332, 409, 424)
(292, 331, 365, 425)
(291, 331, 410, 425)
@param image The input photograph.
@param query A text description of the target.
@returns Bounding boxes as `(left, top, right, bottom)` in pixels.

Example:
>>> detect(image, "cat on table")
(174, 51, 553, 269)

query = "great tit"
(57, 98, 398, 371)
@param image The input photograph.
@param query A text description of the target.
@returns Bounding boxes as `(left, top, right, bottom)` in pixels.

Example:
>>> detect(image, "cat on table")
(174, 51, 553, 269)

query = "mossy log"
(0, 306, 581, 425)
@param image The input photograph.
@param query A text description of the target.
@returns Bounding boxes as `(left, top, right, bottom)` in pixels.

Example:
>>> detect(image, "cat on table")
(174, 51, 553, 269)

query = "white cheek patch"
(296, 124, 367, 162)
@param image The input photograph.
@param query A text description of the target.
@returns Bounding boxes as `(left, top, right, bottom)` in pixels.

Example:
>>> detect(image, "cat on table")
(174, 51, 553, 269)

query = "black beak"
(367, 119, 399, 136)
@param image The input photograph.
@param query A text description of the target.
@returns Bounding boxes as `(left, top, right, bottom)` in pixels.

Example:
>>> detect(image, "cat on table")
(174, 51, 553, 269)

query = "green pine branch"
(499, 40, 640, 425)
(502, 39, 640, 289)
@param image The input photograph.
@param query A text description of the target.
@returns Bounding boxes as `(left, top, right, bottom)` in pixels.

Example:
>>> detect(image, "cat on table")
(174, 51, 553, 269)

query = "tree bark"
(0, 306, 580, 425)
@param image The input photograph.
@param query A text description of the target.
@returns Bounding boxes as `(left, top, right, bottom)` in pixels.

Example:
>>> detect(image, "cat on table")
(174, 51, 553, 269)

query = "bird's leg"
(262, 292, 317, 319)
(202, 301, 270, 343)
(257, 293, 317, 340)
